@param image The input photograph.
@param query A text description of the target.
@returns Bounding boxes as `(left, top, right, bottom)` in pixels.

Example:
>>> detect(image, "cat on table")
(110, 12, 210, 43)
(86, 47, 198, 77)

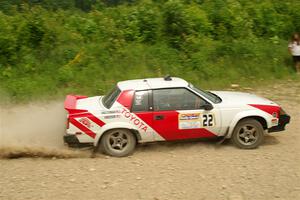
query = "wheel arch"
(227, 112, 269, 138)
(93, 122, 141, 146)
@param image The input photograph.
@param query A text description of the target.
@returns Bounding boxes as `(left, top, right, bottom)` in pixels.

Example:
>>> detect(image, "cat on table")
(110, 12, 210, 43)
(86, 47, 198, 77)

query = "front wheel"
(231, 119, 264, 149)
(100, 129, 136, 157)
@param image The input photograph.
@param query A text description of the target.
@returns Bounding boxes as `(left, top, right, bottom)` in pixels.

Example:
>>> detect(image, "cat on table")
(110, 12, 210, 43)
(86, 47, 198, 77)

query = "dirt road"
(0, 79, 300, 200)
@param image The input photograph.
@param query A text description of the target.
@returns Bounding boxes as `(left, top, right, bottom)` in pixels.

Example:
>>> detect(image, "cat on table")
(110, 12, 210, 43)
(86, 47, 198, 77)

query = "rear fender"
(64, 95, 88, 114)
(93, 122, 140, 146)
(227, 110, 270, 138)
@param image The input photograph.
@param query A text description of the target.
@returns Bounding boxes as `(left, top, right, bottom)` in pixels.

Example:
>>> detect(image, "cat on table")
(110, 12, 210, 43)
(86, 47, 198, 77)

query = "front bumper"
(268, 114, 291, 133)
(63, 134, 92, 148)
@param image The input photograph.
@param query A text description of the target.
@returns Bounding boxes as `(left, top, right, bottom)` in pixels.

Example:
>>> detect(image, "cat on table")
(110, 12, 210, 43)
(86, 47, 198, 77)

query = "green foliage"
(163, 1, 212, 48)
(0, 0, 299, 102)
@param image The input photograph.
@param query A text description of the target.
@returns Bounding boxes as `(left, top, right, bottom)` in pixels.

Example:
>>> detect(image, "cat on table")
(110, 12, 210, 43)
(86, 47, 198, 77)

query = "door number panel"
(178, 113, 215, 129)
(203, 114, 214, 127)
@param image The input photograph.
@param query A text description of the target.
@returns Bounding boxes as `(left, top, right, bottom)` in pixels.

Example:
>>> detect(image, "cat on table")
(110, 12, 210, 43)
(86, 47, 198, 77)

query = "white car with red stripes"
(64, 76, 290, 157)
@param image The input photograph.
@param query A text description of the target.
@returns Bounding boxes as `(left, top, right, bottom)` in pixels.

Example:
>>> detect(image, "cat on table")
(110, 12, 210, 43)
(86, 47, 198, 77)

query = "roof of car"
(117, 77, 189, 91)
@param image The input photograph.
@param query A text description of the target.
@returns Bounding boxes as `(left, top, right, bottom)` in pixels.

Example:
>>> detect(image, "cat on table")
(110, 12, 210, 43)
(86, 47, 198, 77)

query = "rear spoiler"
(64, 95, 88, 114)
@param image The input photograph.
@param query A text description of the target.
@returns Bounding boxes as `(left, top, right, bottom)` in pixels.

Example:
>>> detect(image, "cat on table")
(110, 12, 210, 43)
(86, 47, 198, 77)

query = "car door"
(150, 88, 221, 141)
(131, 90, 157, 142)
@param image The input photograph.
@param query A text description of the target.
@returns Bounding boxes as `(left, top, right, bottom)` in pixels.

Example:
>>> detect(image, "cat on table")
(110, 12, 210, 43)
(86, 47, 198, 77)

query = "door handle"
(154, 115, 164, 120)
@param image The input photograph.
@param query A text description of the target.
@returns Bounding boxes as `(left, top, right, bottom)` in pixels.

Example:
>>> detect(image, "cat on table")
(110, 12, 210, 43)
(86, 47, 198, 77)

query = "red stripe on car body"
(70, 112, 106, 127)
(69, 112, 89, 118)
(136, 111, 216, 141)
(69, 118, 96, 138)
(117, 90, 134, 110)
(248, 104, 280, 116)
(87, 115, 105, 127)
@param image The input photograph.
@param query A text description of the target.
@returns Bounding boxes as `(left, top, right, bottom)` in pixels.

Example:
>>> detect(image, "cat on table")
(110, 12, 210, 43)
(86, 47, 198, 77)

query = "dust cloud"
(0, 101, 88, 158)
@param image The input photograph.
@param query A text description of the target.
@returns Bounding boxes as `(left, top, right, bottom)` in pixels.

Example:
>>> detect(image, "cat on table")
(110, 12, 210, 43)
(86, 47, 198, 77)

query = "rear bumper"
(63, 134, 92, 148)
(268, 114, 291, 133)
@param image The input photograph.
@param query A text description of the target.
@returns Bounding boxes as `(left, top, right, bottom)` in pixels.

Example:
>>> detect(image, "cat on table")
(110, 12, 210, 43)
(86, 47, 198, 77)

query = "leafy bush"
(0, 0, 298, 102)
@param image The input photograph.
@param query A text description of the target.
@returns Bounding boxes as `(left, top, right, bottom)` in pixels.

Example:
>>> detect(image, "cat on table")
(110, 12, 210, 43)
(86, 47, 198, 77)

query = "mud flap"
(90, 146, 98, 158)
(216, 127, 230, 145)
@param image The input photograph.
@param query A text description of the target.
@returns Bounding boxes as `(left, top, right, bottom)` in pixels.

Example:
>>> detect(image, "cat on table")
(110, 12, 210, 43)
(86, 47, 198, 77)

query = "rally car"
(64, 76, 290, 157)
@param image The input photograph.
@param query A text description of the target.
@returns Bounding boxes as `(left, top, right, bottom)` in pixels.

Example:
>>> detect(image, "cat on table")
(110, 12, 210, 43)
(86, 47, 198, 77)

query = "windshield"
(189, 83, 222, 104)
(102, 86, 121, 109)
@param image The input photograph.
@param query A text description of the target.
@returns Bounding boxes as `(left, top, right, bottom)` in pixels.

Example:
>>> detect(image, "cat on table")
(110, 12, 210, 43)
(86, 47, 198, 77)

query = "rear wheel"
(100, 129, 136, 157)
(231, 119, 264, 149)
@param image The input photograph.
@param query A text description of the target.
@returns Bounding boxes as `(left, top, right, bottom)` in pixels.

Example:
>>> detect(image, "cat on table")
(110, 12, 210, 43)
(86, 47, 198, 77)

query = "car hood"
(211, 91, 278, 106)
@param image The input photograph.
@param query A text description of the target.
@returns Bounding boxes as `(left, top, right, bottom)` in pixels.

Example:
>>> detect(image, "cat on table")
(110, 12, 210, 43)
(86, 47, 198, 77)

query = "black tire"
(231, 119, 264, 149)
(99, 129, 136, 157)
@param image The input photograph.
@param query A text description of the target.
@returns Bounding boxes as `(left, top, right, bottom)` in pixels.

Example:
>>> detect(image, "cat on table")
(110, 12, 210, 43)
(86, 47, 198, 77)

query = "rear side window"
(102, 86, 121, 109)
(132, 91, 149, 112)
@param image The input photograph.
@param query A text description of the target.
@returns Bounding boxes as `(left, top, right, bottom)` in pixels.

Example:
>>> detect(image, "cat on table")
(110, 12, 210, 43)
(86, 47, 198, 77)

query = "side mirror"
(201, 103, 213, 111)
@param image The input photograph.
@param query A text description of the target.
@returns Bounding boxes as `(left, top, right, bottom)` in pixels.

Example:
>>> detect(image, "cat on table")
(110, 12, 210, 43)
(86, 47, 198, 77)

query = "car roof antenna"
(164, 75, 172, 81)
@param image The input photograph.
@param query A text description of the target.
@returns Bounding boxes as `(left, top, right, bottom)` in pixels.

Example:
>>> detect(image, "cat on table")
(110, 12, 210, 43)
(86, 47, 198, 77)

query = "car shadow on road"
(135, 135, 280, 153)
(135, 137, 227, 153)
(262, 134, 280, 146)
(220, 134, 280, 148)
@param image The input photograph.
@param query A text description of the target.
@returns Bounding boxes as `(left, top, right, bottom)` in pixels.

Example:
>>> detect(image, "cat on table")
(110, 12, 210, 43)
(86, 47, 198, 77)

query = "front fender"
(93, 122, 139, 146)
(227, 110, 271, 138)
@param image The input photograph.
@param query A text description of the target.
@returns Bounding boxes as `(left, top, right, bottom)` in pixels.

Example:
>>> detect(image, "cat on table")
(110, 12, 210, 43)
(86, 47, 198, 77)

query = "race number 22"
(203, 114, 214, 127)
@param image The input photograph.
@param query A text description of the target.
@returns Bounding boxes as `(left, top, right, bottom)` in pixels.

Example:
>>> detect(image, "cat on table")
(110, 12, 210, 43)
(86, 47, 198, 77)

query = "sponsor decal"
(69, 112, 105, 139)
(178, 113, 215, 129)
(79, 117, 92, 128)
(70, 117, 96, 138)
(179, 113, 201, 129)
(134, 92, 145, 105)
(180, 113, 200, 120)
(121, 108, 148, 132)
(104, 115, 121, 119)
(101, 110, 121, 114)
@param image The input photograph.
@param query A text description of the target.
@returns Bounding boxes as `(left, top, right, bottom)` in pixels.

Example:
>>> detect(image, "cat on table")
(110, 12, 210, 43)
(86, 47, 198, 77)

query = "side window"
(153, 88, 206, 111)
(102, 86, 121, 109)
(132, 90, 149, 112)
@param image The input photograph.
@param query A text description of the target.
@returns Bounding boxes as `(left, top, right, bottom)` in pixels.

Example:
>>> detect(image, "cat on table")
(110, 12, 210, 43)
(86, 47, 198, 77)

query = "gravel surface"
(0, 79, 300, 200)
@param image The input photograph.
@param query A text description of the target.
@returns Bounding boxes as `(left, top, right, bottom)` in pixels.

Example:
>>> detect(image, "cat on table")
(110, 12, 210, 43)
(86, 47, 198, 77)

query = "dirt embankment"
(0, 79, 299, 200)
